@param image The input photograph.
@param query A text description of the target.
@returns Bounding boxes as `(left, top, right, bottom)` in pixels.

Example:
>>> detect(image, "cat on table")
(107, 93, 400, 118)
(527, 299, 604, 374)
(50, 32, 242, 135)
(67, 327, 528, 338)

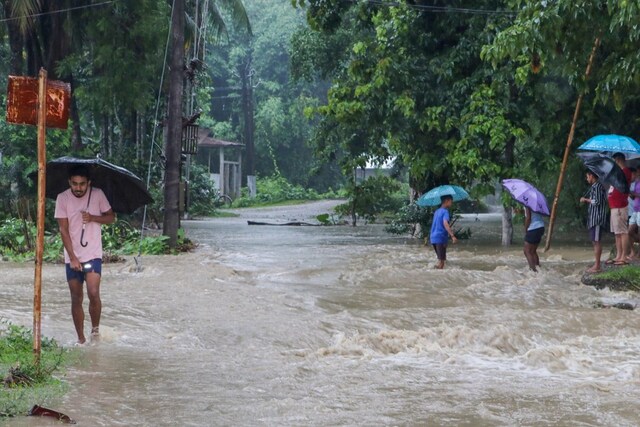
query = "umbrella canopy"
(416, 184, 469, 207)
(45, 156, 153, 214)
(501, 179, 550, 216)
(578, 134, 640, 155)
(578, 152, 629, 194)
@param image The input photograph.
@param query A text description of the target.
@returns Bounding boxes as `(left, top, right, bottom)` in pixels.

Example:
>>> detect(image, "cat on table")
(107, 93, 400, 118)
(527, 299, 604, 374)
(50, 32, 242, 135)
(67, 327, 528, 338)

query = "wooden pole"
(543, 37, 601, 252)
(33, 68, 48, 365)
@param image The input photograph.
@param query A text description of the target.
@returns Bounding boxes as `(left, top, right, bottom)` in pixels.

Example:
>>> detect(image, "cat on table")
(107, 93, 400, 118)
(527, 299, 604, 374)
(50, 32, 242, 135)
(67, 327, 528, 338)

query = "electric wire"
(348, 0, 517, 16)
(0, 1, 115, 23)
(135, 0, 176, 269)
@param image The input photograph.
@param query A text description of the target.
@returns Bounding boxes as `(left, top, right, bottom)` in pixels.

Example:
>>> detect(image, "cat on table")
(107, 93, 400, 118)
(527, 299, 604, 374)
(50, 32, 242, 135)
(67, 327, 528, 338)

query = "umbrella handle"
(80, 223, 88, 247)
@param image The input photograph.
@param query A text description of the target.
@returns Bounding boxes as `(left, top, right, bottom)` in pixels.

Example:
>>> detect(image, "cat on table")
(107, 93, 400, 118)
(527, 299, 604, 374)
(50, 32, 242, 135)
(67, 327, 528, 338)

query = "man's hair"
(440, 195, 453, 203)
(68, 165, 91, 180)
(612, 152, 626, 161)
(586, 169, 598, 179)
(629, 167, 637, 173)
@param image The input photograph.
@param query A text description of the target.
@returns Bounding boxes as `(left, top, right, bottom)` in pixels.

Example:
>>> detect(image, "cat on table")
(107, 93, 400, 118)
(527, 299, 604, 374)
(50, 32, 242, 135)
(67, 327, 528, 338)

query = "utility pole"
(163, 0, 184, 248)
(240, 55, 256, 197)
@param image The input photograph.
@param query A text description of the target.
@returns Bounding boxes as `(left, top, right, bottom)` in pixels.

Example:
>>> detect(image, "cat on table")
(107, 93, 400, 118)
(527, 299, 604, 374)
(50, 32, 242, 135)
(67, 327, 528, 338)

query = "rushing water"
(2, 202, 640, 426)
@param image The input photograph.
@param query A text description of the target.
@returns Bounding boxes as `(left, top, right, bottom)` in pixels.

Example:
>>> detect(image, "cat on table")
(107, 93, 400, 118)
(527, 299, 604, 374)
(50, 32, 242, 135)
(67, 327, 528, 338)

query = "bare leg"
(85, 272, 102, 335)
(68, 279, 86, 344)
(436, 259, 445, 269)
(588, 241, 602, 272)
(532, 243, 540, 267)
(524, 243, 537, 271)
(621, 233, 630, 260)
(614, 235, 623, 262)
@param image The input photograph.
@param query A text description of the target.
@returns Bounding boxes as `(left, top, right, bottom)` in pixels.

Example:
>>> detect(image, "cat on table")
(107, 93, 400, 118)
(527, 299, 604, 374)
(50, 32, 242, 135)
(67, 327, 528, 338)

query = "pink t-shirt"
(54, 187, 112, 263)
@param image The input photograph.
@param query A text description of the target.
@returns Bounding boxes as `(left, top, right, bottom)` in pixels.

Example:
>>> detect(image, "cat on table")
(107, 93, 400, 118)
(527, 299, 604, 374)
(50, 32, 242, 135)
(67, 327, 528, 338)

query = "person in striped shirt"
(580, 170, 608, 273)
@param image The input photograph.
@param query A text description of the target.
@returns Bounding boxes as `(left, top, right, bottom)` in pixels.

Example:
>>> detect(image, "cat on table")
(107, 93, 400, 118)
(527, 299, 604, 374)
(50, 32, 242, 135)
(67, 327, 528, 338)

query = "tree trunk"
(163, 0, 185, 248)
(241, 53, 255, 191)
(3, 1, 24, 74)
(502, 207, 513, 246)
(70, 76, 83, 151)
(501, 136, 516, 246)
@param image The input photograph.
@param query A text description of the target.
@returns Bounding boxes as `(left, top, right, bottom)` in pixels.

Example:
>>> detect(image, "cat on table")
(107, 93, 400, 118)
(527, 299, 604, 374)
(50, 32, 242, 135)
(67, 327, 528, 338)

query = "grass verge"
(1, 319, 72, 418)
(592, 265, 640, 291)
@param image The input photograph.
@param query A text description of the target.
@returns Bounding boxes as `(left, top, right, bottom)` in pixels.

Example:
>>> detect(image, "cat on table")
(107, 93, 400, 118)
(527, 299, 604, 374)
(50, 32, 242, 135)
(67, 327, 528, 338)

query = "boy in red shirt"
(607, 152, 632, 265)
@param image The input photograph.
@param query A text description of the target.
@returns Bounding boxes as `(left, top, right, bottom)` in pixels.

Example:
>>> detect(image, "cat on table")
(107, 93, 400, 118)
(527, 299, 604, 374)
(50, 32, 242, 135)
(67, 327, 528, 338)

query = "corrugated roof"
(197, 127, 244, 148)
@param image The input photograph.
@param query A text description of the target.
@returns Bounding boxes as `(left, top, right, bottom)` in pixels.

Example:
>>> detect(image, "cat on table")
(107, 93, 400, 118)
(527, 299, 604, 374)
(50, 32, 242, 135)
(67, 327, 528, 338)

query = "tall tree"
(164, 0, 186, 247)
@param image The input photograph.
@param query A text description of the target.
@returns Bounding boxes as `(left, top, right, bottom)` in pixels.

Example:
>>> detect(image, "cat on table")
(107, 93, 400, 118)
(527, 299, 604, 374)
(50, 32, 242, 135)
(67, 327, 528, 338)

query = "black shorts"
(65, 258, 102, 283)
(432, 243, 447, 261)
(525, 227, 544, 244)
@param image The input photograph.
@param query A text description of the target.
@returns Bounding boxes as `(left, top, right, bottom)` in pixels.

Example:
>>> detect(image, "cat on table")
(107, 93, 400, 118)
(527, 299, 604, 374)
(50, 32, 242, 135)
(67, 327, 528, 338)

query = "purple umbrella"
(501, 179, 550, 216)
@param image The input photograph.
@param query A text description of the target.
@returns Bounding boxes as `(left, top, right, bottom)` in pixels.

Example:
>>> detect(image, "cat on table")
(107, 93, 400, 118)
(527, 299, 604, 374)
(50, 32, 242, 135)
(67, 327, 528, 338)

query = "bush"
(385, 203, 471, 240)
(232, 175, 326, 207)
(335, 175, 404, 224)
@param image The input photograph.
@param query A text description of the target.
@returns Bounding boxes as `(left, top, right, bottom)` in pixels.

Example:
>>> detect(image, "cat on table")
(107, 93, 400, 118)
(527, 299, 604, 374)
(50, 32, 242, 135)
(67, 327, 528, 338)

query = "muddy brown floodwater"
(2, 201, 640, 426)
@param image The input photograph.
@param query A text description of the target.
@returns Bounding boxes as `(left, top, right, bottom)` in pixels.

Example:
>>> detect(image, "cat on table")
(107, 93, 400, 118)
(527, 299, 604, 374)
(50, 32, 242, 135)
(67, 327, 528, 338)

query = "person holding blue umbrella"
(429, 194, 459, 269)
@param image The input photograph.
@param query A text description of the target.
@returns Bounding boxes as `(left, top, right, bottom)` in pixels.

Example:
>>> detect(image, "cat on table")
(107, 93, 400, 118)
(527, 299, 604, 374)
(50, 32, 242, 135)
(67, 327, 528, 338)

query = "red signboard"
(6, 75, 71, 129)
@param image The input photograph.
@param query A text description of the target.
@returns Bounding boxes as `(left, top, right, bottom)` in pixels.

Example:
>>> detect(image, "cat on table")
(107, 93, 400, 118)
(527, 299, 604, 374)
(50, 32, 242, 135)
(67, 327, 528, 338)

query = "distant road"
(226, 199, 346, 222)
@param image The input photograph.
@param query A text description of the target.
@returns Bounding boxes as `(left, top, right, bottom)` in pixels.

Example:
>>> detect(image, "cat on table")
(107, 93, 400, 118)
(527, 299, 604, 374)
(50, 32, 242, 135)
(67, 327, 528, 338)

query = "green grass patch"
(0, 320, 73, 418)
(593, 266, 640, 291)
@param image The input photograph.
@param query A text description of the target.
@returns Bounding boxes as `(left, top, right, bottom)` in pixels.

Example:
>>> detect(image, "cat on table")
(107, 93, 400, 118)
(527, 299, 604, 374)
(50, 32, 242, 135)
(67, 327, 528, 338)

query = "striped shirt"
(587, 181, 607, 229)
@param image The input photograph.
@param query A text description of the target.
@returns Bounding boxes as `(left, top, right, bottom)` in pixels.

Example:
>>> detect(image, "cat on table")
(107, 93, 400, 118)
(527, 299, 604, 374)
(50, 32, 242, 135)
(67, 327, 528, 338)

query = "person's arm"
(524, 207, 531, 230)
(443, 218, 457, 243)
(58, 217, 81, 271)
(81, 209, 115, 225)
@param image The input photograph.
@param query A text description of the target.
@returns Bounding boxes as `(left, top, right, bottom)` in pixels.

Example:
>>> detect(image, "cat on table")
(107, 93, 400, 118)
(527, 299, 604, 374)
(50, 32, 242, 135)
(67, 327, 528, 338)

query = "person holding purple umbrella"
(524, 207, 544, 272)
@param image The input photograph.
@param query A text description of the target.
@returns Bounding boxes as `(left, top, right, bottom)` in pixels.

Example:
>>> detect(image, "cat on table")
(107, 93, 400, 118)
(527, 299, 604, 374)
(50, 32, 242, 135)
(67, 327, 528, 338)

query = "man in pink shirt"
(54, 165, 114, 344)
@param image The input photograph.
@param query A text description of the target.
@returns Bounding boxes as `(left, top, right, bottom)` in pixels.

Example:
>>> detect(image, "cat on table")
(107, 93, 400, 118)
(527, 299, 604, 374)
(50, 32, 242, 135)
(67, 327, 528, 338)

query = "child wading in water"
(429, 195, 457, 269)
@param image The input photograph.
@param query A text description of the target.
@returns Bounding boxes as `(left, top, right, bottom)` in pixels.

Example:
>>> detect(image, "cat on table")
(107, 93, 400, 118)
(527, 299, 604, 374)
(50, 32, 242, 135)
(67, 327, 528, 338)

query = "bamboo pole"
(543, 37, 601, 252)
(33, 68, 48, 366)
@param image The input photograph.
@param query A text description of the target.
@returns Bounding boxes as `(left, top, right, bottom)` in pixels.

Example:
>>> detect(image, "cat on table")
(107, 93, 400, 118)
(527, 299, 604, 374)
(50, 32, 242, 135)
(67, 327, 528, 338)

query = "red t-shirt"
(608, 167, 632, 209)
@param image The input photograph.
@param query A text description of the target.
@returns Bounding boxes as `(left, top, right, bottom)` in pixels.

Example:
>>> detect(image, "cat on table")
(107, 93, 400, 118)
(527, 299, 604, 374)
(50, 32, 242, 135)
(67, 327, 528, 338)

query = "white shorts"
(630, 211, 640, 226)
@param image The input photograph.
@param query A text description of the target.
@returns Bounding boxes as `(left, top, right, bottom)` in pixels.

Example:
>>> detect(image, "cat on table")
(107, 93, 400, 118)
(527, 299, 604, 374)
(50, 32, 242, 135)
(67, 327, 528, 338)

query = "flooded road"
(3, 201, 640, 426)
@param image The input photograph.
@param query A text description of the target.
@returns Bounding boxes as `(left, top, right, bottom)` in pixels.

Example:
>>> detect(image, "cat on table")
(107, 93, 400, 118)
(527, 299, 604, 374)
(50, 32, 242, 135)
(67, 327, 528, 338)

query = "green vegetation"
(0, 218, 193, 262)
(591, 266, 640, 292)
(386, 205, 471, 241)
(231, 175, 345, 208)
(0, 320, 71, 418)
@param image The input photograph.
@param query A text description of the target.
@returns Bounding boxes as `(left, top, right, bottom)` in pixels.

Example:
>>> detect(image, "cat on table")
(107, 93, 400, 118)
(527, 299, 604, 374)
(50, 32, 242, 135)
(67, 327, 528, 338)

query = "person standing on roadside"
(55, 165, 114, 344)
(429, 195, 457, 269)
(607, 152, 632, 265)
(580, 170, 608, 272)
(628, 167, 640, 259)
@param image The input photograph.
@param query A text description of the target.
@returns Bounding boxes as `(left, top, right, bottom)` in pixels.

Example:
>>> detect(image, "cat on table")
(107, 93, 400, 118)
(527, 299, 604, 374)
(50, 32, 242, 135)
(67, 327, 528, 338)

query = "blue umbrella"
(416, 184, 469, 207)
(578, 134, 640, 155)
(501, 179, 550, 216)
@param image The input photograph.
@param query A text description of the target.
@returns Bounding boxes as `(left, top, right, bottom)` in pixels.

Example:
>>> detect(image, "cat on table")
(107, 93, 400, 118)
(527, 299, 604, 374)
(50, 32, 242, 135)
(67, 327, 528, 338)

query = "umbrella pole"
(544, 36, 600, 252)
(33, 68, 48, 367)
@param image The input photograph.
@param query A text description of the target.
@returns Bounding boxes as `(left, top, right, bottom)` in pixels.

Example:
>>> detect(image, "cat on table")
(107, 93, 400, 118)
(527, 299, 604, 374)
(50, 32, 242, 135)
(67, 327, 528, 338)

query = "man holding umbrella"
(55, 165, 114, 344)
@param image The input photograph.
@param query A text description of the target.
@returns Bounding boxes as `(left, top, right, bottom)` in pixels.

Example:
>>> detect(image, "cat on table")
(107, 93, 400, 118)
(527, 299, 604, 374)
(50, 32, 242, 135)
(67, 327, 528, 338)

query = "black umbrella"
(577, 152, 629, 194)
(45, 156, 153, 214)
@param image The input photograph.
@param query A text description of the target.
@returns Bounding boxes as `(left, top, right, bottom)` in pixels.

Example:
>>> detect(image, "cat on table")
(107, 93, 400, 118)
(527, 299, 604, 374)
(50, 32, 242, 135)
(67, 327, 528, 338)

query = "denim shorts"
(65, 258, 102, 283)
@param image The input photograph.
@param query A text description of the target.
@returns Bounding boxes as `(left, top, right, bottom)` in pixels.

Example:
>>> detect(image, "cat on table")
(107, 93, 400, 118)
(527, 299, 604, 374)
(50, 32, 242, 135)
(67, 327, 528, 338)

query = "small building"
(195, 128, 244, 199)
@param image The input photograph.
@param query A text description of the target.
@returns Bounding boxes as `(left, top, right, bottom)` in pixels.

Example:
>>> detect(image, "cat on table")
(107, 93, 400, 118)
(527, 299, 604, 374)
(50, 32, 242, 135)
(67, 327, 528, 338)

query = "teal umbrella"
(416, 185, 469, 207)
(578, 134, 640, 155)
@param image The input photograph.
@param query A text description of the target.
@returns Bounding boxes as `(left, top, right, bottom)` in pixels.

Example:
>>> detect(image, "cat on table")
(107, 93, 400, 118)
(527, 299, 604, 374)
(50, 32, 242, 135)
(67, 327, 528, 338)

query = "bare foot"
(586, 267, 601, 273)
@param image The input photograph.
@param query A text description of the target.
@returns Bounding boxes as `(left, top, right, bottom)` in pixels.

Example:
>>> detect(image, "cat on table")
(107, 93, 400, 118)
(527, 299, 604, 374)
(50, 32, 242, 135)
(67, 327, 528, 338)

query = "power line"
(349, 0, 517, 16)
(0, 1, 115, 24)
